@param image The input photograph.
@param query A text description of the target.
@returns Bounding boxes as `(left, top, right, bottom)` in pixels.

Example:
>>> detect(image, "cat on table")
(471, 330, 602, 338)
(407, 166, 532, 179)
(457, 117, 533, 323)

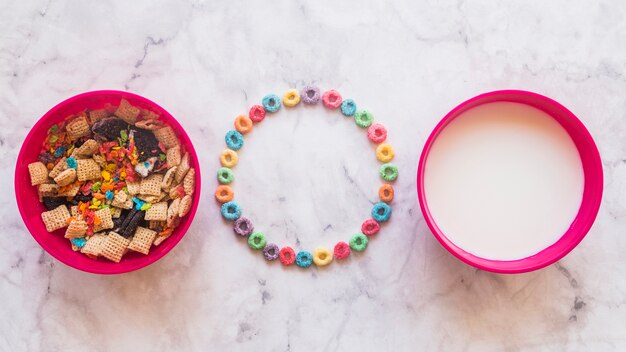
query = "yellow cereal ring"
(220, 149, 238, 168)
(283, 89, 301, 107)
(375, 143, 394, 162)
(313, 247, 333, 266)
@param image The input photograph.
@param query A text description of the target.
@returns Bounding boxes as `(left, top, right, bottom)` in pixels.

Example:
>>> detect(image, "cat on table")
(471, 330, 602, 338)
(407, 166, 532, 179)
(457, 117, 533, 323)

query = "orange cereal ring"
(379, 184, 394, 203)
(215, 185, 234, 203)
(234, 115, 253, 134)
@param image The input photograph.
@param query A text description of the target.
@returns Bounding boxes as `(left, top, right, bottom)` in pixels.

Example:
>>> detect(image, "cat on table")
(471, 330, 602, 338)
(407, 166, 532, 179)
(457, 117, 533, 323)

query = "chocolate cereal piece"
(41, 196, 65, 211)
(121, 210, 145, 238)
(91, 117, 130, 141)
(28, 162, 49, 186)
(41, 205, 70, 232)
(132, 128, 160, 161)
(127, 226, 157, 255)
(101, 231, 130, 263)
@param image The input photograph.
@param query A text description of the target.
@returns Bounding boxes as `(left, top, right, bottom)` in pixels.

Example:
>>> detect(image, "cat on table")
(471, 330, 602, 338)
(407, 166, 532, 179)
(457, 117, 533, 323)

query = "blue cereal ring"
(262, 94, 282, 113)
(225, 130, 244, 150)
(296, 251, 313, 268)
(221, 201, 242, 221)
(340, 99, 357, 116)
(371, 202, 392, 222)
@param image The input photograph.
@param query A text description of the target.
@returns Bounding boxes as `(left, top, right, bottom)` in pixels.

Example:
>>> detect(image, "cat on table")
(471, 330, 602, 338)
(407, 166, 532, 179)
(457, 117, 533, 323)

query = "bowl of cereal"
(15, 90, 201, 274)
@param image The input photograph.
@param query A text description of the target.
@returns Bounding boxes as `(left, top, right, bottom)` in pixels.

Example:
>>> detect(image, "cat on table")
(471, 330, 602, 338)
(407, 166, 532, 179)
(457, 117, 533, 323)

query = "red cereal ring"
(361, 218, 380, 236)
(334, 242, 350, 260)
(322, 90, 343, 109)
(367, 123, 387, 143)
(279, 246, 296, 265)
(249, 105, 266, 123)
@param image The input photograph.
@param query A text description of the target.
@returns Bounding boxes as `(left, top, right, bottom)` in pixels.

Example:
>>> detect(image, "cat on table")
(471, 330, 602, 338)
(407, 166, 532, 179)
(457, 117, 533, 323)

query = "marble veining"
(1, 0, 626, 351)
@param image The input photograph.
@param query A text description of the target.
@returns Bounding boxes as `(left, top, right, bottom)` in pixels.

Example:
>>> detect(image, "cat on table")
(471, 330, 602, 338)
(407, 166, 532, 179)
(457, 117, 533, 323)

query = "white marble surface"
(1, 0, 625, 351)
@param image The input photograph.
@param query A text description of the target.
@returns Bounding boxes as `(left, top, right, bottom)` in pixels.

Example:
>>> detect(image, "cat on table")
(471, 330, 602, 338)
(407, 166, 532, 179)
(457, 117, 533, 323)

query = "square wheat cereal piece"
(161, 166, 177, 191)
(57, 183, 80, 198)
(65, 219, 88, 239)
(101, 231, 131, 263)
(166, 145, 181, 167)
(70, 205, 82, 218)
(41, 205, 70, 232)
(48, 157, 67, 179)
(183, 168, 195, 195)
(88, 109, 109, 124)
(141, 108, 160, 121)
(127, 226, 157, 255)
(74, 139, 99, 156)
(92, 154, 106, 168)
(80, 233, 106, 257)
(110, 206, 122, 218)
(114, 98, 140, 124)
(140, 174, 163, 196)
(111, 191, 132, 209)
(28, 162, 49, 186)
(126, 180, 141, 195)
(76, 158, 101, 181)
(66, 115, 91, 141)
(38, 183, 59, 198)
(178, 195, 192, 217)
(145, 202, 167, 221)
(54, 168, 77, 186)
(175, 152, 190, 183)
(154, 126, 179, 149)
(153, 233, 172, 246)
(93, 207, 114, 232)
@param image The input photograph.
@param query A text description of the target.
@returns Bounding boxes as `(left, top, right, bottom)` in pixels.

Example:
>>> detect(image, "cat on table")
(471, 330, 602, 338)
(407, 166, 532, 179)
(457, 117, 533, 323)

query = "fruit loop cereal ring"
(283, 89, 301, 107)
(262, 94, 281, 113)
(296, 251, 313, 268)
(234, 115, 253, 134)
(279, 246, 296, 265)
(371, 202, 392, 222)
(217, 167, 235, 184)
(233, 217, 254, 237)
(249, 105, 266, 123)
(217, 86, 398, 270)
(221, 201, 242, 221)
(367, 124, 387, 144)
(349, 233, 368, 252)
(361, 218, 380, 236)
(225, 130, 244, 151)
(340, 99, 357, 116)
(248, 232, 267, 250)
(263, 243, 280, 261)
(354, 110, 374, 128)
(334, 242, 351, 260)
(379, 163, 399, 181)
(220, 149, 239, 168)
(301, 86, 321, 104)
(322, 90, 342, 109)
(379, 184, 394, 203)
(313, 247, 333, 266)
(375, 143, 394, 162)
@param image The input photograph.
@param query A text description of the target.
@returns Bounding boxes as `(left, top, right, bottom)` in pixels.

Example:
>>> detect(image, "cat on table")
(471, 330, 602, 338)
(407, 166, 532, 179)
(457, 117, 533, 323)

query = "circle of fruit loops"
(215, 86, 398, 269)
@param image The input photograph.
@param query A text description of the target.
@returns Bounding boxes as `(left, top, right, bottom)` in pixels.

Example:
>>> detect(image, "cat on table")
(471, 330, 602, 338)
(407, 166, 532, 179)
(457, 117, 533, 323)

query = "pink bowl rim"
(14, 90, 201, 275)
(417, 89, 603, 274)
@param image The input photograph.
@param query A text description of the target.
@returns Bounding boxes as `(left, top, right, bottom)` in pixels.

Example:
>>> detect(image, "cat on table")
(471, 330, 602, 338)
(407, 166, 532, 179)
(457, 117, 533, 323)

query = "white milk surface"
(424, 102, 584, 260)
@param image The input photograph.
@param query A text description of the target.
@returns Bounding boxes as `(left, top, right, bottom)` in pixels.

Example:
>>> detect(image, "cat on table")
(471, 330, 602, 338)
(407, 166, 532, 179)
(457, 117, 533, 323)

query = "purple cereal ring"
(301, 86, 321, 104)
(233, 217, 254, 237)
(263, 243, 280, 261)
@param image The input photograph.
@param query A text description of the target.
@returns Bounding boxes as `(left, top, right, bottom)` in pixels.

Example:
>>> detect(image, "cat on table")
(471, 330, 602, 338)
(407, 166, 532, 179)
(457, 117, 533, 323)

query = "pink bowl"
(15, 90, 201, 274)
(417, 90, 603, 274)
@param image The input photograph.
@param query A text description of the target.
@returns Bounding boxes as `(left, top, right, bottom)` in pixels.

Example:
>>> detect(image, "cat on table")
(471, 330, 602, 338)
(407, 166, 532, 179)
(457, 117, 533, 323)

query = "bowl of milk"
(417, 90, 603, 273)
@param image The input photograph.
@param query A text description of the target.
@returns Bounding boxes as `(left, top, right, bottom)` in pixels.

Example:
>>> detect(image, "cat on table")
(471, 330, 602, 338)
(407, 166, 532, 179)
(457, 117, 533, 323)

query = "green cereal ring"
(349, 233, 368, 252)
(354, 110, 374, 128)
(248, 232, 267, 250)
(217, 167, 234, 184)
(379, 163, 398, 181)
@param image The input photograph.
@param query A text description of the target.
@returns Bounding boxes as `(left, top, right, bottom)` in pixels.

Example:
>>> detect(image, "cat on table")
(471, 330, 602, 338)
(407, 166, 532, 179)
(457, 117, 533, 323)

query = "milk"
(424, 102, 584, 260)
